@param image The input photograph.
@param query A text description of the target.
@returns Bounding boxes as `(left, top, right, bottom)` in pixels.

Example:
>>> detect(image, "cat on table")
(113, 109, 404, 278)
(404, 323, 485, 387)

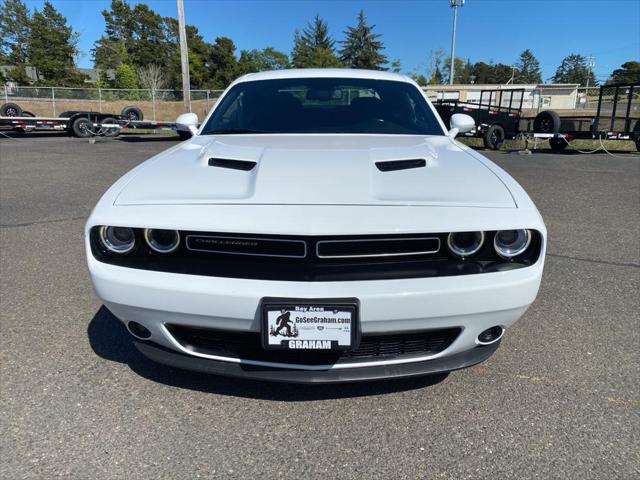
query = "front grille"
(165, 324, 461, 366)
(186, 235, 306, 258)
(316, 237, 440, 258)
(91, 229, 543, 281)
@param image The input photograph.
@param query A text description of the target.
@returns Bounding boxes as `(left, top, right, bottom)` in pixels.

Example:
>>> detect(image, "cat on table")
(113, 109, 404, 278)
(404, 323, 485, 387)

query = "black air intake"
(208, 158, 257, 171)
(375, 159, 426, 172)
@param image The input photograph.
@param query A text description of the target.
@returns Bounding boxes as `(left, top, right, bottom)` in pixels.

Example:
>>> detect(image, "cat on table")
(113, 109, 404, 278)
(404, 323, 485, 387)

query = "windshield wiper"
(204, 128, 271, 135)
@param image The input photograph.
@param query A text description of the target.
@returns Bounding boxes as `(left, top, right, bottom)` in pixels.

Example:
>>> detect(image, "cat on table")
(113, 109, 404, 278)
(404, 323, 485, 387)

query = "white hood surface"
(114, 135, 516, 208)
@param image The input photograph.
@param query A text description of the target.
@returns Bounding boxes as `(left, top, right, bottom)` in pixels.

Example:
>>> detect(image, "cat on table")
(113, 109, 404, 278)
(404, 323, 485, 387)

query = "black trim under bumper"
(133, 340, 500, 384)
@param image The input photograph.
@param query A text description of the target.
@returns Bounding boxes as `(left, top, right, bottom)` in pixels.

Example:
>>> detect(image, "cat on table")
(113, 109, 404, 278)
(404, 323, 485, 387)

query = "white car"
(86, 69, 546, 383)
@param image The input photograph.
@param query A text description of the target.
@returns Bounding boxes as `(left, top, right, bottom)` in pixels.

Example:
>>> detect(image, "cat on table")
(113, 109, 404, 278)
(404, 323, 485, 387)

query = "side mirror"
(448, 113, 475, 138)
(176, 112, 199, 136)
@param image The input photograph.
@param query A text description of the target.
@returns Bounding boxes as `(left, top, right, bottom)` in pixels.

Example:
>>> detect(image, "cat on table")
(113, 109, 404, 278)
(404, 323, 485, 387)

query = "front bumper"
(87, 240, 543, 379)
(134, 339, 500, 383)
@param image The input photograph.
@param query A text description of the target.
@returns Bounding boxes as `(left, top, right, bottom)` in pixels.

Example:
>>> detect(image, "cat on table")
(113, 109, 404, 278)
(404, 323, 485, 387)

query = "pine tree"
(429, 66, 444, 85)
(28, 1, 84, 85)
(0, 0, 32, 83)
(552, 53, 597, 86)
(114, 62, 138, 89)
(291, 15, 341, 68)
(339, 10, 387, 70)
(514, 49, 542, 84)
(607, 61, 640, 84)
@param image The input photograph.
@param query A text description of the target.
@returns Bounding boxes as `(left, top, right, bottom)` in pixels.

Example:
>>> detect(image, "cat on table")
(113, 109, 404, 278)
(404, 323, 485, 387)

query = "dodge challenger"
(86, 69, 546, 383)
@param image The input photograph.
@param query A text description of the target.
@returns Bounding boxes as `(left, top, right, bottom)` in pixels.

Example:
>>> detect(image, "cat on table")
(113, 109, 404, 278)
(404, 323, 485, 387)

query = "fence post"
(151, 88, 156, 121)
(51, 87, 56, 116)
(98, 87, 102, 112)
(206, 90, 210, 111)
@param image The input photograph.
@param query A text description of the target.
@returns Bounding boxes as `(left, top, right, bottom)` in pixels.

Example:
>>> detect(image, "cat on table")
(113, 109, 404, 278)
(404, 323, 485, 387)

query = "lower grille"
(166, 325, 461, 366)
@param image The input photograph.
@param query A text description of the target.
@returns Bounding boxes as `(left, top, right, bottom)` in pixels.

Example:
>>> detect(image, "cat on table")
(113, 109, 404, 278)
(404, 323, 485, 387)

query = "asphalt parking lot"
(1, 133, 638, 479)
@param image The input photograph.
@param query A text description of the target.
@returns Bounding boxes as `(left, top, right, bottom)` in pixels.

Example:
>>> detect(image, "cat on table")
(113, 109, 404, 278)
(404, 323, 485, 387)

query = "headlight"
(447, 231, 485, 258)
(494, 229, 531, 258)
(144, 229, 180, 253)
(99, 226, 135, 254)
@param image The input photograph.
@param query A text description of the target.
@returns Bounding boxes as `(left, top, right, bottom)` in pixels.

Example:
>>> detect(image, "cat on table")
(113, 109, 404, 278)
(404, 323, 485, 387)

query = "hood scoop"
(208, 158, 257, 171)
(376, 158, 426, 172)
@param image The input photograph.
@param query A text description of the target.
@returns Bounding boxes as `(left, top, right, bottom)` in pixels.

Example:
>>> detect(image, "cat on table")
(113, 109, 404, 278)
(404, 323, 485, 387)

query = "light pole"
(449, 0, 464, 85)
(177, 0, 191, 112)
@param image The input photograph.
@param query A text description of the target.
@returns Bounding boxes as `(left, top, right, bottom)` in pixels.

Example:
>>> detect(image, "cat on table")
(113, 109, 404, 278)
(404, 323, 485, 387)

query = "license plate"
(261, 298, 359, 351)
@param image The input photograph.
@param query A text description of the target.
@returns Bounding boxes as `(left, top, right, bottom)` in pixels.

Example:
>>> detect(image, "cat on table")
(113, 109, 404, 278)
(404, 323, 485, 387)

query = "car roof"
(233, 68, 415, 85)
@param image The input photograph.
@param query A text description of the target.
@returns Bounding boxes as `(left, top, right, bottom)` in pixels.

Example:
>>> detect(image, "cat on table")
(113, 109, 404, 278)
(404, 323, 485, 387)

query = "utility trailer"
(525, 83, 640, 152)
(0, 103, 190, 139)
(434, 88, 525, 150)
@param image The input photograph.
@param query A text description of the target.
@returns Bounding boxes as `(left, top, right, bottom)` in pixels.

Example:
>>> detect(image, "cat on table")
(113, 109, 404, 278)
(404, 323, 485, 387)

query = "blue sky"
(24, 0, 640, 81)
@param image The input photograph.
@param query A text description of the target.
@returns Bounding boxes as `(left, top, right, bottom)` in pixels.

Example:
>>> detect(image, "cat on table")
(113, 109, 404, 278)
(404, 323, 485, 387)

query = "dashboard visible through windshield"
(201, 77, 444, 136)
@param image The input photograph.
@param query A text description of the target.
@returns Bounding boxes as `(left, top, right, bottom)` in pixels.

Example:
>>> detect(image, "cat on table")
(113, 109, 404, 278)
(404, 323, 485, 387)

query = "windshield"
(201, 77, 444, 135)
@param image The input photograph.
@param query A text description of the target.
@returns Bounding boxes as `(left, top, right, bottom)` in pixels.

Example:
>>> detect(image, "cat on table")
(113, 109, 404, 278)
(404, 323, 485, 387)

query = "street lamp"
(449, 0, 465, 85)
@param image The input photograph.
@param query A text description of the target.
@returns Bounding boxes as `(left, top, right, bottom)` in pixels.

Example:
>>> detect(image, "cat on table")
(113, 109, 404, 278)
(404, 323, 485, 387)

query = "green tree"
(114, 62, 137, 88)
(389, 59, 401, 73)
(429, 66, 444, 84)
(237, 47, 290, 75)
(0, 0, 32, 83)
(128, 3, 170, 67)
(552, 53, 596, 86)
(208, 36, 238, 89)
(92, 0, 135, 71)
(514, 49, 542, 83)
(93, 1, 172, 75)
(28, 1, 85, 85)
(410, 74, 428, 86)
(607, 61, 640, 84)
(467, 61, 512, 84)
(443, 57, 469, 83)
(164, 20, 211, 88)
(339, 10, 387, 70)
(292, 15, 341, 68)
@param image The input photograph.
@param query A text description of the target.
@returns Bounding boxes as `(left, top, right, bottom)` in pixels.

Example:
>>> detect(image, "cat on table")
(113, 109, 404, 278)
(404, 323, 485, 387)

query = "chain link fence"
(4, 84, 637, 123)
(2, 85, 224, 121)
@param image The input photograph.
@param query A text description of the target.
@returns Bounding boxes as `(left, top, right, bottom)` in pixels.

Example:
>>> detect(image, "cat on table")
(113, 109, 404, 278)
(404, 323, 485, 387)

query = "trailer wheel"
(72, 117, 95, 138)
(22, 111, 35, 117)
(1, 102, 22, 117)
(121, 106, 143, 121)
(533, 110, 561, 134)
(549, 137, 568, 152)
(483, 124, 505, 150)
(99, 117, 120, 137)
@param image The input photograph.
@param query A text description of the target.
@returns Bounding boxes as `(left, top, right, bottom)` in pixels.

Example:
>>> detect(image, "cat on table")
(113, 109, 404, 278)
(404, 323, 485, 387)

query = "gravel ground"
(1, 133, 639, 479)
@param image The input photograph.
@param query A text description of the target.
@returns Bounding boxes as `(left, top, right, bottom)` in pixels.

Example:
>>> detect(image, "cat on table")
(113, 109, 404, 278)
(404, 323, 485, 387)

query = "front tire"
(483, 124, 505, 150)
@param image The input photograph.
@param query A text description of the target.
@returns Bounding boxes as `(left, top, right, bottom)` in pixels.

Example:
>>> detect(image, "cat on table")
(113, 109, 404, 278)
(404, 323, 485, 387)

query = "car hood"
(114, 135, 516, 208)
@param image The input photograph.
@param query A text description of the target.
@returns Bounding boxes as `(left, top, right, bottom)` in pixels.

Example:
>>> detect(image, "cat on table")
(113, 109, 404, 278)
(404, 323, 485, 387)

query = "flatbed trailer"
(434, 88, 525, 150)
(434, 84, 639, 152)
(523, 83, 640, 151)
(0, 103, 190, 139)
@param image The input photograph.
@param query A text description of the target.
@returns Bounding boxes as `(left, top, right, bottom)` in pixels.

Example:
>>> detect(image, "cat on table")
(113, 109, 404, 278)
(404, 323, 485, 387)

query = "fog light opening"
(127, 321, 152, 340)
(476, 326, 504, 345)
